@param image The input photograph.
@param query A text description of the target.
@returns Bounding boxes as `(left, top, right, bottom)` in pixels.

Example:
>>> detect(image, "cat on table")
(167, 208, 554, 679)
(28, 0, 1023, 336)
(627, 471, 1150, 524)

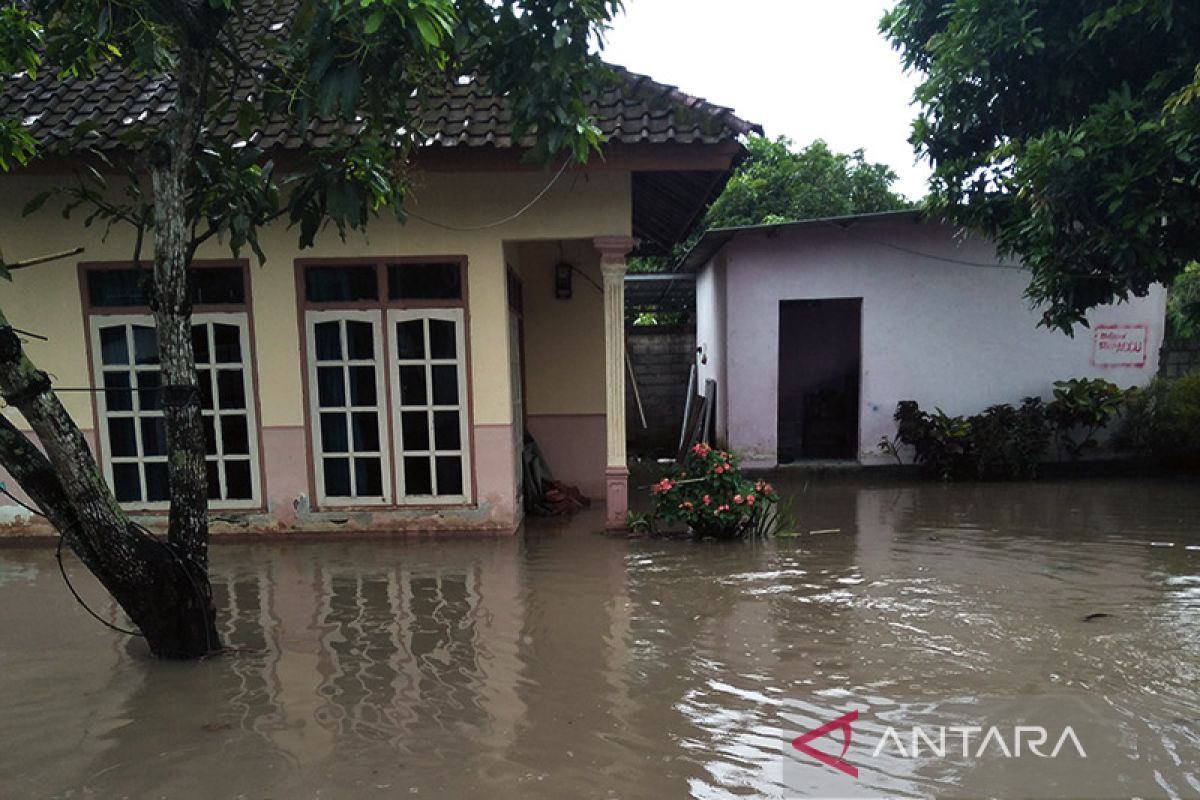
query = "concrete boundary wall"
(625, 325, 695, 457)
(1159, 337, 1200, 378)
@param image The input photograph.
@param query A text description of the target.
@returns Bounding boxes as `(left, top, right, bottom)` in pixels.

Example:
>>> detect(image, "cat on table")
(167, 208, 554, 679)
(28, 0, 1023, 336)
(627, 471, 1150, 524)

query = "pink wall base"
(0, 423, 529, 537)
(525, 414, 606, 498)
(605, 465, 629, 529)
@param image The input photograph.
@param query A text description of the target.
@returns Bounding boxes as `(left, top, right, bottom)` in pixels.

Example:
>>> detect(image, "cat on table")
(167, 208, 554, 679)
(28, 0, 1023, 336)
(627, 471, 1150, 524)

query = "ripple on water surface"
(0, 477, 1198, 798)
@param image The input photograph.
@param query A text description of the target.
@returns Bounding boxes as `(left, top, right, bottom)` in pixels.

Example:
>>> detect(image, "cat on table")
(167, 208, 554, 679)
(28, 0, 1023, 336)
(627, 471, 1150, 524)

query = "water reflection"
(0, 477, 1197, 798)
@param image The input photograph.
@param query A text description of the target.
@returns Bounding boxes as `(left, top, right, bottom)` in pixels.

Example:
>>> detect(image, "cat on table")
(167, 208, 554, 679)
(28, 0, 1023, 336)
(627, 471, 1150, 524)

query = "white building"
(682, 211, 1166, 468)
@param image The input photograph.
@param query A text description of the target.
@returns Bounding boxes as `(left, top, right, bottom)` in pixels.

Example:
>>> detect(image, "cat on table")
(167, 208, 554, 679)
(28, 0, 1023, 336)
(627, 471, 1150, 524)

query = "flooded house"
(0, 67, 759, 534)
(681, 210, 1168, 468)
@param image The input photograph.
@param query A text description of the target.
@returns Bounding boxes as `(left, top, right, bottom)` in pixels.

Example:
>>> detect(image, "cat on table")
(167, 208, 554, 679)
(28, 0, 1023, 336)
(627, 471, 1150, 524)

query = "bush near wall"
(884, 398, 1053, 481)
(1115, 374, 1200, 468)
(883, 377, 1200, 480)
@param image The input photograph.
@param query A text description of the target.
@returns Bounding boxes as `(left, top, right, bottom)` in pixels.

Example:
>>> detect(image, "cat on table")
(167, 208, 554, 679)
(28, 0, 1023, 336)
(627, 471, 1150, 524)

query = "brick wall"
(626, 325, 696, 457)
(1159, 337, 1200, 378)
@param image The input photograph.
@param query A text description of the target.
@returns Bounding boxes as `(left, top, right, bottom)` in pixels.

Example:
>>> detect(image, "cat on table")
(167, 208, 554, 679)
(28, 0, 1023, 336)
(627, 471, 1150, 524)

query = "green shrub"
(972, 398, 1052, 480)
(1119, 374, 1200, 467)
(894, 376, 1200, 478)
(890, 399, 1051, 480)
(1112, 378, 1169, 455)
(1045, 378, 1128, 459)
(891, 401, 973, 480)
(1164, 374, 1200, 452)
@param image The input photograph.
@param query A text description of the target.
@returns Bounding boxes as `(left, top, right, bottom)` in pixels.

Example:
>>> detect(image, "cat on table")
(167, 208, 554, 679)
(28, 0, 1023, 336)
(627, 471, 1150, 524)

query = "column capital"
(593, 236, 638, 265)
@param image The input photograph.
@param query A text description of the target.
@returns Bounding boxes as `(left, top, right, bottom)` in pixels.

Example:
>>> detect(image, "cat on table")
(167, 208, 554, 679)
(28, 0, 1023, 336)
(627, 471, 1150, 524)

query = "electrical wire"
(1, 484, 217, 651)
(0, 485, 144, 637)
(403, 158, 572, 232)
(56, 536, 144, 637)
(570, 264, 604, 293)
(823, 221, 1027, 271)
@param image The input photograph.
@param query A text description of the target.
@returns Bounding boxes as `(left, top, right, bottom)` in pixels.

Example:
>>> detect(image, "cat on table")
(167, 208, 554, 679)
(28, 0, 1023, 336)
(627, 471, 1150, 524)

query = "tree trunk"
(0, 8, 229, 659)
(148, 42, 210, 570)
(0, 320, 220, 658)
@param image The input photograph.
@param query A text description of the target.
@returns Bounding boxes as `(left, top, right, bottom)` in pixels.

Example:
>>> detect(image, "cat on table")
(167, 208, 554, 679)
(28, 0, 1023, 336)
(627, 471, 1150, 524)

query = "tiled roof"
(0, 4, 758, 156)
(421, 65, 760, 150)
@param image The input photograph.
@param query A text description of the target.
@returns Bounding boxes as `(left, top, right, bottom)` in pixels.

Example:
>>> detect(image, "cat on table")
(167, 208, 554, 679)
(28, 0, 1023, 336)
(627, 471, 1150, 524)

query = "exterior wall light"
(555, 262, 573, 300)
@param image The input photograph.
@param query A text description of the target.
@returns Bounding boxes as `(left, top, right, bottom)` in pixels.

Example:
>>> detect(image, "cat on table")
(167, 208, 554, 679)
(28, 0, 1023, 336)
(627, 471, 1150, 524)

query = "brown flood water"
(1, 477, 1199, 799)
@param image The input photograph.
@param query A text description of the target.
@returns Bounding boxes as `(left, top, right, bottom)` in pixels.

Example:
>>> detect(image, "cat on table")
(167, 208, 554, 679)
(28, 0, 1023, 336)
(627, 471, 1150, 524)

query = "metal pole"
(625, 347, 648, 430)
(678, 363, 697, 454)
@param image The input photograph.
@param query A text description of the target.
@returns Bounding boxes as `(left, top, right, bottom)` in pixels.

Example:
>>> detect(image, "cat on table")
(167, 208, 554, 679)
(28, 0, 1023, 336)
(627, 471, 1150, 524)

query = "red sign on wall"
(1091, 324, 1149, 368)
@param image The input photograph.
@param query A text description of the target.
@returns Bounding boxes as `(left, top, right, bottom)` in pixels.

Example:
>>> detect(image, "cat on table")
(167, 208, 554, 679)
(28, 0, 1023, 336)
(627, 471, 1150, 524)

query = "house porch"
(504, 236, 635, 529)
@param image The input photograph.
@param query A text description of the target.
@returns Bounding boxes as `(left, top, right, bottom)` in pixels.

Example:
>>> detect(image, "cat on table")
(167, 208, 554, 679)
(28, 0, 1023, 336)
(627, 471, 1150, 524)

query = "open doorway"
(777, 298, 862, 462)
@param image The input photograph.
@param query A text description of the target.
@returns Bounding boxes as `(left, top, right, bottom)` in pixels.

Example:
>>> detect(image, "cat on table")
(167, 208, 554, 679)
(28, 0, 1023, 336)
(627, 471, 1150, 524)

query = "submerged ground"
(1, 476, 1198, 798)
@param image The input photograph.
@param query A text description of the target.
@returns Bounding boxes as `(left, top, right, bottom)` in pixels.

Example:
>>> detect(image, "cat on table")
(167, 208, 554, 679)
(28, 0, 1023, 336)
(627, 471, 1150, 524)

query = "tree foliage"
(704, 136, 910, 229)
(883, 0, 1200, 332)
(1166, 262, 1200, 337)
(0, 5, 40, 172)
(627, 136, 909, 277)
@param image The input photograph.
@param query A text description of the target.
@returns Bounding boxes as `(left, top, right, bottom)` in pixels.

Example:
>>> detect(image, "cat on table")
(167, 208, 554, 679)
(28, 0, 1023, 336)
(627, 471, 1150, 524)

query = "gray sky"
(601, 1, 932, 200)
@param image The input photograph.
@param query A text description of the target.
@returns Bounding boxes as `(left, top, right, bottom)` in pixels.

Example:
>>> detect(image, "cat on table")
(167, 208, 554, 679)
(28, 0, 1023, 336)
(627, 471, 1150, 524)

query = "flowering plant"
(650, 443, 778, 538)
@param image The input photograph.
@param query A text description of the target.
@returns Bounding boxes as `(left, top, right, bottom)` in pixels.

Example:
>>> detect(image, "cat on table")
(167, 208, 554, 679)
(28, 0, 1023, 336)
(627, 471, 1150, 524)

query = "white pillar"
(595, 236, 636, 529)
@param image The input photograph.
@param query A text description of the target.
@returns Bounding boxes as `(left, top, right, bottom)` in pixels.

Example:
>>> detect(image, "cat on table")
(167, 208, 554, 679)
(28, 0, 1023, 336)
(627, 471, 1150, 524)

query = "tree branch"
(3, 247, 85, 272)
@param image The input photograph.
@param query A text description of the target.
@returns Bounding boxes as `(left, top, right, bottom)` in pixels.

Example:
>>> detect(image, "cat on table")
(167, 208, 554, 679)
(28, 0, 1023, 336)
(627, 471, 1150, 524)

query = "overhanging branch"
(2, 247, 85, 271)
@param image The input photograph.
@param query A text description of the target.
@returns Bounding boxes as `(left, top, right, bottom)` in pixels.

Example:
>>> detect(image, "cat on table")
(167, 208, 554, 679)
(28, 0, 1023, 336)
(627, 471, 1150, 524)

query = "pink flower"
(679, 501, 694, 511)
(718, 504, 731, 513)
(733, 494, 743, 505)
(702, 494, 712, 506)
(713, 464, 724, 475)
(692, 443, 712, 457)
(747, 494, 756, 506)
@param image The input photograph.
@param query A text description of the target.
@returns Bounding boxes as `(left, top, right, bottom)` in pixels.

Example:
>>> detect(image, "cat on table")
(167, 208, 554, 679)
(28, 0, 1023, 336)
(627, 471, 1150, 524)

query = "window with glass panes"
(389, 309, 468, 500)
(84, 265, 260, 508)
(305, 311, 390, 504)
(299, 259, 471, 507)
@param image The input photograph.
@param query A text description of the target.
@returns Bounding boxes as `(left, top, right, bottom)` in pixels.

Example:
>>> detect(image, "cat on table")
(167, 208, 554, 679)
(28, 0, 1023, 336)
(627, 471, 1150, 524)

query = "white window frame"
(387, 308, 472, 505)
(305, 309, 394, 507)
(88, 312, 262, 511)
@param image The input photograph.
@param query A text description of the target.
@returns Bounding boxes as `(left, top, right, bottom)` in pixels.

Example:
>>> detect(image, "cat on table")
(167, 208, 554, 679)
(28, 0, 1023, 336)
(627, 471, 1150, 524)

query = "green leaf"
(235, 101, 260, 140)
(363, 10, 385, 35)
(413, 12, 440, 47)
(22, 191, 52, 217)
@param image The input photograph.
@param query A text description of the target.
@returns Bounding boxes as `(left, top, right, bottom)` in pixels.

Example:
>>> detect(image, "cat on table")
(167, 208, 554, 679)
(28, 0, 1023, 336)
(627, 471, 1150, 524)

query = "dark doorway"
(777, 299, 862, 462)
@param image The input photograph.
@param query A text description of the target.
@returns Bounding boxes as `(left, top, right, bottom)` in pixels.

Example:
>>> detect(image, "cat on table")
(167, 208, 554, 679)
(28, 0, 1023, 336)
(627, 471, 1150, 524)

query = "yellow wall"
(517, 239, 607, 416)
(0, 167, 630, 430)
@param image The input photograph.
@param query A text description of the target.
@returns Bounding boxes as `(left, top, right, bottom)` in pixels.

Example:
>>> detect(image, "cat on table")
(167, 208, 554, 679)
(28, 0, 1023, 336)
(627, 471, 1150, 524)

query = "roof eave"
(675, 209, 927, 272)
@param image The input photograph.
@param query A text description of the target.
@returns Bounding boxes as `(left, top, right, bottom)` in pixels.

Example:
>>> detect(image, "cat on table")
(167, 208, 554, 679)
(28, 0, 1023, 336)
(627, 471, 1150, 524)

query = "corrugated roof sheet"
(674, 210, 926, 272)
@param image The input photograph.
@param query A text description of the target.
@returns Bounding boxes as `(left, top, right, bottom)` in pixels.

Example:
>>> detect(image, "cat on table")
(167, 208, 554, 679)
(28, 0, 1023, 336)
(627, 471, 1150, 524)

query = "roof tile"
(0, 21, 759, 155)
